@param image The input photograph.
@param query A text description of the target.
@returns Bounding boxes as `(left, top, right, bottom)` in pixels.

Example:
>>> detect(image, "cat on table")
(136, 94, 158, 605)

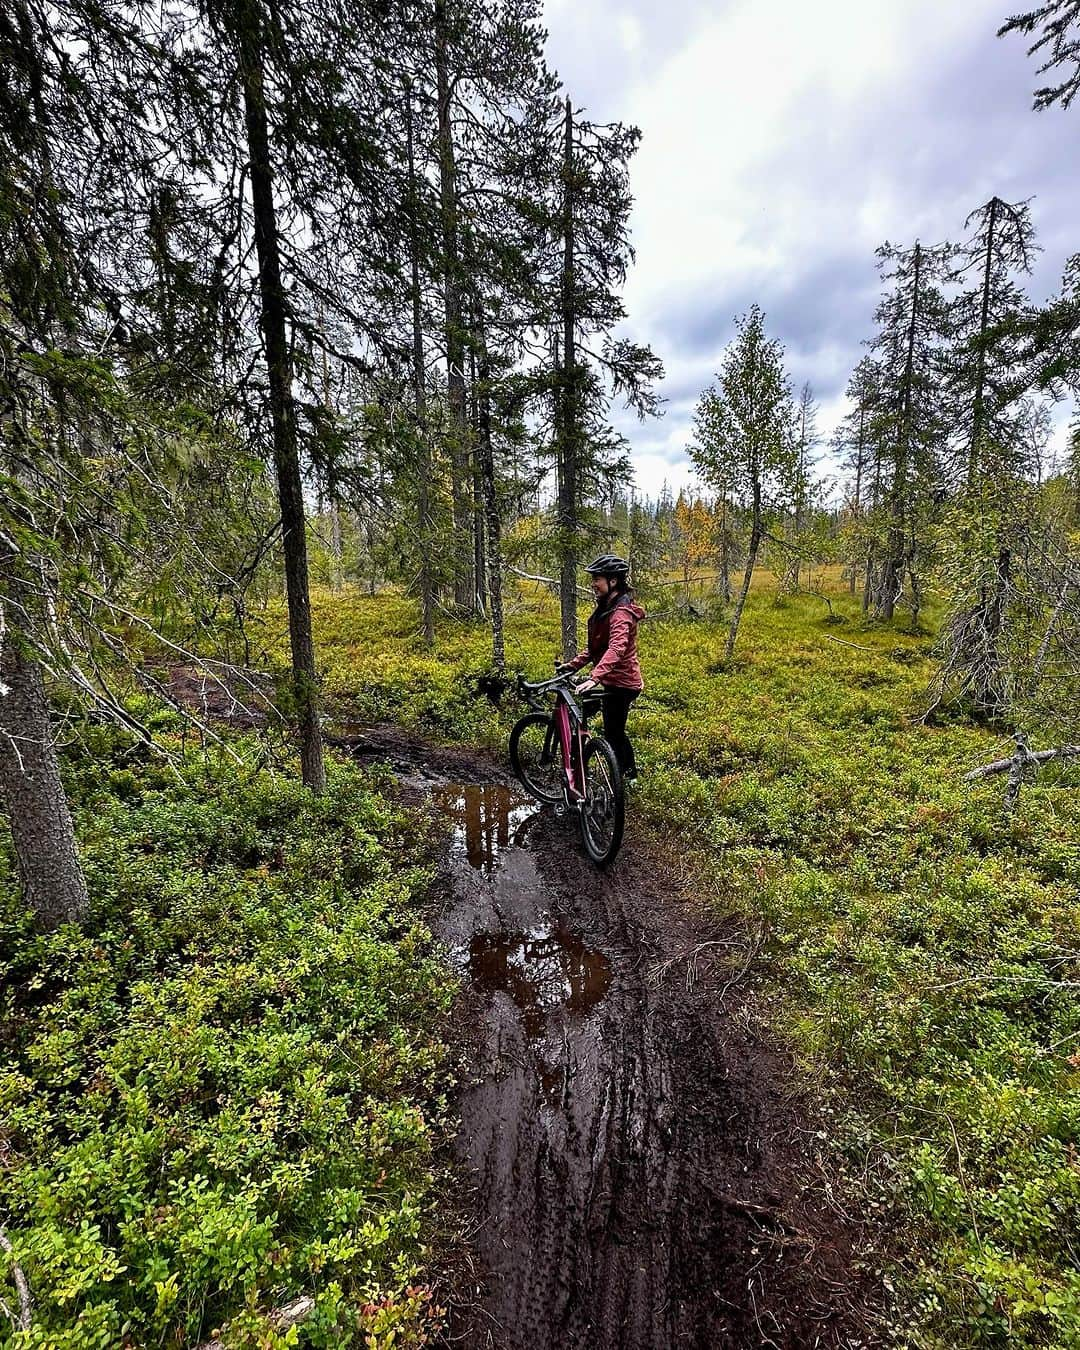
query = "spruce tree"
(544, 99, 663, 656)
(783, 382, 821, 590)
(870, 240, 952, 620)
(999, 2, 1080, 108)
(948, 196, 1039, 485)
(834, 358, 885, 599)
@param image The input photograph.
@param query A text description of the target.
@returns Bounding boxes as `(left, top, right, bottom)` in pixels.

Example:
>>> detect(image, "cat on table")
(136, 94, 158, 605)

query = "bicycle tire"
(509, 713, 564, 805)
(579, 736, 625, 866)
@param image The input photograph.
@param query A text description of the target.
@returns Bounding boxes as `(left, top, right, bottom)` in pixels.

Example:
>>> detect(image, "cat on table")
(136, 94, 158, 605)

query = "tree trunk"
(238, 0, 325, 792)
(318, 353, 344, 593)
(725, 515, 761, 663)
(969, 196, 998, 489)
(558, 97, 579, 661)
(434, 0, 473, 612)
(718, 499, 732, 604)
(881, 242, 921, 622)
(907, 523, 922, 631)
(405, 86, 436, 647)
(469, 344, 487, 616)
(863, 438, 882, 612)
(476, 309, 505, 672)
(329, 500, 342, 589)
(0, 623, 88, 929)
(850, 405, 865, 595)
(979, 545, 1012, 716)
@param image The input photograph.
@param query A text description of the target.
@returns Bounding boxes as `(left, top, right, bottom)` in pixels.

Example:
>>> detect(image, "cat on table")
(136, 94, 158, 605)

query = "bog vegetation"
(3, 0, 1080, 1346)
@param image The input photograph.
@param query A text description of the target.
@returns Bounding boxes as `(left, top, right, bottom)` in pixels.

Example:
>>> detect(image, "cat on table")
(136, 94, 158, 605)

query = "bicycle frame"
(512, 671, 626, 866)
(552, 692, 586, 802)
(519, 675, 594, 804)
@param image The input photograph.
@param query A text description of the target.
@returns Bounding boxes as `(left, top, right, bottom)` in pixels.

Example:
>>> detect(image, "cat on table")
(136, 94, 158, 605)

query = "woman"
(560, 554, 645, 781)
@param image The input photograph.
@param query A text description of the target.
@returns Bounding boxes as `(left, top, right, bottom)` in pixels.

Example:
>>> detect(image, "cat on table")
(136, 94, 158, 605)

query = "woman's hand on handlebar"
(554, 661, 576, 675)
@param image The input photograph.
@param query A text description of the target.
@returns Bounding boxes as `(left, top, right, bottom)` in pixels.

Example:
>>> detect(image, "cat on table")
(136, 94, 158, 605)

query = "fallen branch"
(964, 734, 1080, 815)
(196, 1295, 315, 1350)
(641, 603, 701, 622)
(702, 1187, 812, 1246)
(822, 634, 889, 654)
(0, 1226, 32, 1333)
(820, 631, 880, 653)
(963, 742, 1080, 781)
(507, 566, 591, 598)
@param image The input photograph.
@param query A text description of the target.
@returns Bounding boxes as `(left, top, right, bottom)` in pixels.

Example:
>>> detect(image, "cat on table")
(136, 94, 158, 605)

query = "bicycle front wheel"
(509, 713, 565, 805)
(579, 736, 625, 866)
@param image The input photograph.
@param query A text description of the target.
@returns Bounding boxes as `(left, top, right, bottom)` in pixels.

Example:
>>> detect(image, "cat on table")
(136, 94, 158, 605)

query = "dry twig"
(0, 1226, 32, 1333)
(195, 1295, 314, 1350)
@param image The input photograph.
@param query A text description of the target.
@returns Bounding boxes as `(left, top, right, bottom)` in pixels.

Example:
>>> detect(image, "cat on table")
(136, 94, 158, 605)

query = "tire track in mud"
(344, 729, 879, 1350)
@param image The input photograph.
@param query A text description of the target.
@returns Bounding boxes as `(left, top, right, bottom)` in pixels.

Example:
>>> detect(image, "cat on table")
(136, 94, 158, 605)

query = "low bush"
(0, 739, 452, 1348)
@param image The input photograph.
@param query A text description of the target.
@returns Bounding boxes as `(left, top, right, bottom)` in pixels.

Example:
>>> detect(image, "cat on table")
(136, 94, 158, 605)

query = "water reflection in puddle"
(432, 783, 614, 1050)
(433, 782, 536, 872)
(469, 922, 612, 1041)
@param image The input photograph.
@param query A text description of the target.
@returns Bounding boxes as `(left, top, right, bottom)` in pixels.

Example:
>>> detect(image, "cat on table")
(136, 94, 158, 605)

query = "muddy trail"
(340, 727, 879, 1350)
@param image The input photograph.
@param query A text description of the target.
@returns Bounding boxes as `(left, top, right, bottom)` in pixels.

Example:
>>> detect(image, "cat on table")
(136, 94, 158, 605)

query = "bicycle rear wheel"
(579, 736, 624, 866)
(509, 713, 565, 805)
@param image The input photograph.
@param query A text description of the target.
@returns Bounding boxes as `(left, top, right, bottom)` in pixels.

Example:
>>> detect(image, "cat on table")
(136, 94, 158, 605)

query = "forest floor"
(336, 725, 881, 1349)
(8, 577, 1074, 1348)
(264, 581, 1080, 1350)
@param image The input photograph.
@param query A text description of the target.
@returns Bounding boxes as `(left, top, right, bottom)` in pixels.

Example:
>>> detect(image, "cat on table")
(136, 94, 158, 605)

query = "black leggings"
(600, 688, 640, 778)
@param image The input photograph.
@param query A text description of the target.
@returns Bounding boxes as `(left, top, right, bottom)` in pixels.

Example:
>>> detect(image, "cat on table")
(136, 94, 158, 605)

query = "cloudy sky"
(541, 0, 1076, 500)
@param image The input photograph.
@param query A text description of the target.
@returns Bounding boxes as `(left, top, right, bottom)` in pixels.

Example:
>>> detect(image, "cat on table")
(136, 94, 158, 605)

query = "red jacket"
(569, 594, 645, 691)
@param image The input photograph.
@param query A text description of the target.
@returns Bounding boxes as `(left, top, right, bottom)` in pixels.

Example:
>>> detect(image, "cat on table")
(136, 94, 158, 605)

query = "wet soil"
(348, 728, 880, 1350)
(157, 673, 881, 1347)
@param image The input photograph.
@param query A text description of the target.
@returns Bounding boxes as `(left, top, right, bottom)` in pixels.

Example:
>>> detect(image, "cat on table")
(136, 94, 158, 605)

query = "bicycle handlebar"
(515, 672, 612, 723)
(517, 672, 573, 695)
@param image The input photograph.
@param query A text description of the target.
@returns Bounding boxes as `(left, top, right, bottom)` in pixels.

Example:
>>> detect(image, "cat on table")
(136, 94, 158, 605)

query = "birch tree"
(690, 306, 796, 662)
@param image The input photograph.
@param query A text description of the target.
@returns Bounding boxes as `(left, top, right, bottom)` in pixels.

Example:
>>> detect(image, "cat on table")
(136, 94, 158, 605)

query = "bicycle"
(509, 667, 625, 866)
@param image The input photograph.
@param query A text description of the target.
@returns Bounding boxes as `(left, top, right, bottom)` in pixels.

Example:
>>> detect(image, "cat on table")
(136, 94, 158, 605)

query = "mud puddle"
(160, 678, 880, 1346)
(426, 772, 877, 1350)
(431, 783, 537, 873)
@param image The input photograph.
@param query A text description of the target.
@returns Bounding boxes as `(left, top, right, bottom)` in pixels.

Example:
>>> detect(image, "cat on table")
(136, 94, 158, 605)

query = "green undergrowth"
(275, 583, 1080, 1350)
(0, 729, 453, 1349)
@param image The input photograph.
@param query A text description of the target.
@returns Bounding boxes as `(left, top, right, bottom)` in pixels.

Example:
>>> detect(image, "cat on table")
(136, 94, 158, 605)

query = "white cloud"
(617, 14, 642, 53)
(542, 0, 1079, 499)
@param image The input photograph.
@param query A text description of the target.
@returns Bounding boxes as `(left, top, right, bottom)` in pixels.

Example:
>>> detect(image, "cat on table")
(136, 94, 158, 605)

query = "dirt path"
(341, 728, 880, 1350)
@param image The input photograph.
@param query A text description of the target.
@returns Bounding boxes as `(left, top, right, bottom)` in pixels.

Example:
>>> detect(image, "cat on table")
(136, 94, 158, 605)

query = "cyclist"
(558, 554, 644, 781)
